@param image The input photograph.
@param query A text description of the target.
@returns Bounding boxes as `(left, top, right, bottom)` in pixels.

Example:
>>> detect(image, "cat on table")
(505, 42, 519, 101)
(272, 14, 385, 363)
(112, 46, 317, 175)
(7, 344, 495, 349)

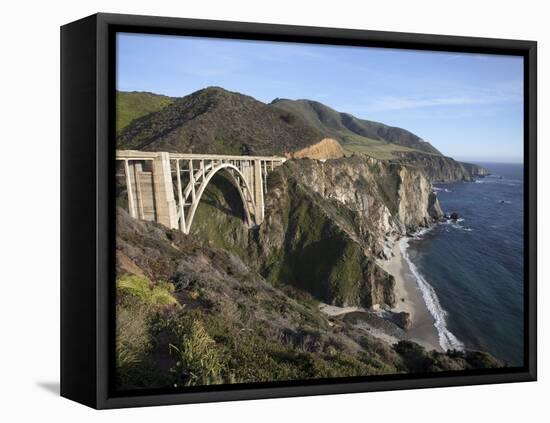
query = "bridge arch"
(181, 162, 258, 234)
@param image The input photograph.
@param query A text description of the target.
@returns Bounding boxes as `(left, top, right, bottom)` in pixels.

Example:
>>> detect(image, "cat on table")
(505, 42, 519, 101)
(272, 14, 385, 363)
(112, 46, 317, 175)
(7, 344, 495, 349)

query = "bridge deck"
(116, 150, 287, 162)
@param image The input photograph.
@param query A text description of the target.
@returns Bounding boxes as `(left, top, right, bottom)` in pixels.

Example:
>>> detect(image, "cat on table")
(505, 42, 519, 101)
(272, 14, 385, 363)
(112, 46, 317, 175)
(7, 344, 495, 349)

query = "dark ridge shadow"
(36, 381, 60, 396)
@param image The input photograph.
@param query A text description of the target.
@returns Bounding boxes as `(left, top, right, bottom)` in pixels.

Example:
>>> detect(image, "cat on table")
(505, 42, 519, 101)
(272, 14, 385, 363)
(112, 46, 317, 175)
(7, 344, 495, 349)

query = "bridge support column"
(152, 152, 178, 229)
(253, 159, 264, 224)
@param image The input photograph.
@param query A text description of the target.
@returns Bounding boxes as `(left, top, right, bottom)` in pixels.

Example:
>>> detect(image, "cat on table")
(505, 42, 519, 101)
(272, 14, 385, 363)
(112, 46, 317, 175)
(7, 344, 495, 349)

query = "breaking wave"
(399, 235, 464, 352)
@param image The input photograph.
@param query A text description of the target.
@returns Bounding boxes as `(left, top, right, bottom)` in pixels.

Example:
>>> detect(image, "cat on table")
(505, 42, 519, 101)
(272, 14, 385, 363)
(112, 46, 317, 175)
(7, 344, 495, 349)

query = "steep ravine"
(191, 155, 443, 309)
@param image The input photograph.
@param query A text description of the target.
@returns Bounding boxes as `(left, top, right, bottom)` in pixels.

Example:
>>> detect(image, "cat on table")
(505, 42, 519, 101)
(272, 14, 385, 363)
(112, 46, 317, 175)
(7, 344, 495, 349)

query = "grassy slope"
(116, 87, 326, 155)
(270, 99, 440, 159)
(116, 88, 441, 160)
(339, 134, 420, 160)
(116, 91, 174, 133)
(116, 207, 501, 390)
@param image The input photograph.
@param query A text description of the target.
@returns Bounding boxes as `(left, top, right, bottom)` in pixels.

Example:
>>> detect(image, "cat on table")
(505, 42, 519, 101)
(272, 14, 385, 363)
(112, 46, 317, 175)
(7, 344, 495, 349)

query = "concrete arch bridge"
(116, 150, 286, 234)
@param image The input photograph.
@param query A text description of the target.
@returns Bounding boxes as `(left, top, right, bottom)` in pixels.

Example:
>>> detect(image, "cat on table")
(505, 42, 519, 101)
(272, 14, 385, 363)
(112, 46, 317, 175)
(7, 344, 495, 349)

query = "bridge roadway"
(116, 150, 286, 234)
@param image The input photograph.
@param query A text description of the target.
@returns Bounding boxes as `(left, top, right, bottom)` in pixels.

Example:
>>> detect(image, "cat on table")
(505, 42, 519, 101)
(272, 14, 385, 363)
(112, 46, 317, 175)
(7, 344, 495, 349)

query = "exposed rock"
(391, 311, 412, 330)
(393, 151, 473, 182)
(460, 162, 490, 178)
(288, 137, 344, 160)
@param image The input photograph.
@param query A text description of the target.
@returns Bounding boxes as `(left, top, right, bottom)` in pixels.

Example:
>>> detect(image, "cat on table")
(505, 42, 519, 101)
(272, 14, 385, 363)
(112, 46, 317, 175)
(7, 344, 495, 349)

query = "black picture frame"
(60, 12, 537, 409)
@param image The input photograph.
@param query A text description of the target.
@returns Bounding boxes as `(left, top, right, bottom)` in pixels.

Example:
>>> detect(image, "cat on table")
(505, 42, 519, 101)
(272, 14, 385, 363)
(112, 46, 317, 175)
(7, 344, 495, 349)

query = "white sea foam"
(441, 217, 472, 232)
(399, 234, 465, 351)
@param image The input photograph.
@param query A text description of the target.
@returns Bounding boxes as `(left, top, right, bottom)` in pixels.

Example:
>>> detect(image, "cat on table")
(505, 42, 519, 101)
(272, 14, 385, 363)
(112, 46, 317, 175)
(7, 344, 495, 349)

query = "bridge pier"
(152, 152, 178, 230)
(253, 160, 264, 224)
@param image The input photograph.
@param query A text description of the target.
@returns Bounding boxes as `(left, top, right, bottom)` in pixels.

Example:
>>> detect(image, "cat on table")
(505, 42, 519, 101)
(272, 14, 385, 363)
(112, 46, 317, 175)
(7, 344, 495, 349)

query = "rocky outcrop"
(393, 151, 473, 182)
(392, 311, 412, 330)
(393, 152, 490, 183)
(288, 138, 344, 160)
(460, 162, 490, 178)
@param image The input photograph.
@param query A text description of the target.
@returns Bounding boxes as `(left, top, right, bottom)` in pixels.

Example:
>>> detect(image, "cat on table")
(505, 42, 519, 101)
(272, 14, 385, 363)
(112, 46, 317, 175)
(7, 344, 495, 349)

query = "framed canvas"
(60, 13, 537, 409)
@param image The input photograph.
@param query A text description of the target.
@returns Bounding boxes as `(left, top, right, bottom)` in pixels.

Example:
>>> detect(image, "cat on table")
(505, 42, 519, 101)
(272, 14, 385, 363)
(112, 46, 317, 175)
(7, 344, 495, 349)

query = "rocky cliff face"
(393, 151, 473, 182)
(190, 155, 442, 309)
(460, 162, 490, 177)
(393, 152, 490, 182)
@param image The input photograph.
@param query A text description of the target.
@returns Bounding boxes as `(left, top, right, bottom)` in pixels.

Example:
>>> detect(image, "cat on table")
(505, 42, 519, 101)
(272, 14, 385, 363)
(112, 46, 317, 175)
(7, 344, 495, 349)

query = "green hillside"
(116, 91, 174, 133)
(270, 98, 442, 158)
(117, 87, 326, 155)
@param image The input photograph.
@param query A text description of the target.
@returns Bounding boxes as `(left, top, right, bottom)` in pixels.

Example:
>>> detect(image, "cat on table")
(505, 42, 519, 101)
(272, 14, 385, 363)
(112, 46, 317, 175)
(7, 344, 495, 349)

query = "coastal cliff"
(190, 155, 442, 309)
(392, 152, 490, 183)
(460, 161, 490, 177)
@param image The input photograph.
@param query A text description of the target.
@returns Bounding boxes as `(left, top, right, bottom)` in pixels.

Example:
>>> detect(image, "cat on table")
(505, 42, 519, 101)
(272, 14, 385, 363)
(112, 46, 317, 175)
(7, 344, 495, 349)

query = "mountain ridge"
(270, 98, 442, 156)
(116, 87, 488, 180)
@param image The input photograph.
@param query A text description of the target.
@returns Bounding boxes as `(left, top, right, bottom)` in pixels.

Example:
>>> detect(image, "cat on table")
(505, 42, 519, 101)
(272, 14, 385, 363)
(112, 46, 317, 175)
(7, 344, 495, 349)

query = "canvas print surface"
(114, 33, 524, 391)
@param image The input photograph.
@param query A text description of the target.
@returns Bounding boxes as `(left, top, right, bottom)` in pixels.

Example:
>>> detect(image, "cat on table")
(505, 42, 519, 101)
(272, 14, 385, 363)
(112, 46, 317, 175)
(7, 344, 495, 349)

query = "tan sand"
(380, 240, 442, 352)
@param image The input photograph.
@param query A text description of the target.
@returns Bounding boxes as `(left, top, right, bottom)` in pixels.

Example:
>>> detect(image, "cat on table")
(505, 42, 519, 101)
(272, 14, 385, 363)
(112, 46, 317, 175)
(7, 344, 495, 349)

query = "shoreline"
(379, 238, 443, 352)
(319, 236, 443, 353)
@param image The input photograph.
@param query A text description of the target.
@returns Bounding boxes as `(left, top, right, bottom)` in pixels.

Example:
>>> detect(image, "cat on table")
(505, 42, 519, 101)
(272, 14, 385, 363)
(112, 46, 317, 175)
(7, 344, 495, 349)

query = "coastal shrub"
(115, 273, 179, 387)
(116, 305, 153, 386)
(464, 350, 502, 369)
(169, 319, 225, 387)
(117, 274, 178, 306)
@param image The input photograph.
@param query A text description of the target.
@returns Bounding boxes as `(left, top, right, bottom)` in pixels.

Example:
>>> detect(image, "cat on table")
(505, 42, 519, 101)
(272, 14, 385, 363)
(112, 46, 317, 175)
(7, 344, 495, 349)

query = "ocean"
(403, 163, 524, 366)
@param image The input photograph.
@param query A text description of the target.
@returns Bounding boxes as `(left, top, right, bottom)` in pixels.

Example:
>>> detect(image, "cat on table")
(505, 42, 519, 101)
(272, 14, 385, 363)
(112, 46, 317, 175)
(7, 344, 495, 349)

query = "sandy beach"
(380, 240, 442, 352)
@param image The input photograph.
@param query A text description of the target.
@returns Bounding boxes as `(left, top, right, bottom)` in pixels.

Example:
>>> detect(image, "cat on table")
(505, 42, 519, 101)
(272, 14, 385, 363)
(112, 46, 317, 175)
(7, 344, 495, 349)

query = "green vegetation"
(115, 271, 500, 389)
(169, 319, 225, 386)
(118, 274, 178, 306)
(116, 91, 173, 133)
(116, 274, 178, 387)
(340, 134, 420, 160)
(116, 87, 325, 155)
(189, 172, 250, 258)
(258, 179, 369, 306)
(394, 341, 501, 373)
(270, 98, 442, 157)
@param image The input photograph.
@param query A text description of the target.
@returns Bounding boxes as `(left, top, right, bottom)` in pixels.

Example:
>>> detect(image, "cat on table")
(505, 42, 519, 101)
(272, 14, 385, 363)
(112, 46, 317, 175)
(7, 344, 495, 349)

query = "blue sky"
(117, 33, 524, 163)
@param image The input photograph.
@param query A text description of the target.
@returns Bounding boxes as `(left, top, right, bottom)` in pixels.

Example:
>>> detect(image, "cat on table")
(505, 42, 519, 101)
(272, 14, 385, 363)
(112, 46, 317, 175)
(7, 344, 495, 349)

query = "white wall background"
(0, 0, 546, 421)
